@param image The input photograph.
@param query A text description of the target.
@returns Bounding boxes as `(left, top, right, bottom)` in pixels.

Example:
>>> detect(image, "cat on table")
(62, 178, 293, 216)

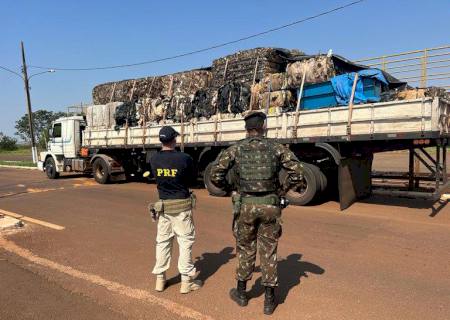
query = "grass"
(0, 145, 33, 155)
(0, 160, 36, 167)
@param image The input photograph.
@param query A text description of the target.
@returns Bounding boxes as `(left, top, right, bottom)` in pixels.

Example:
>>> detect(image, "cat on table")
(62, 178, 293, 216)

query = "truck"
(37, 96, 450, 209)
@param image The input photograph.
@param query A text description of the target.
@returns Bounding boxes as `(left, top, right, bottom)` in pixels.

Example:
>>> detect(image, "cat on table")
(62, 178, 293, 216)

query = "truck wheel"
(281, 165, 318, 206)
(93, 158, 110, 184)
(45, 157, 59, 179)
(204, 162, 227, 197)
(304, 163, 327, 192)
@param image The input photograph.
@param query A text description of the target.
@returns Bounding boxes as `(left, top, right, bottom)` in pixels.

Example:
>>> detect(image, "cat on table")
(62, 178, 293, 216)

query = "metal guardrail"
(355, 45, 450, 91)
(66, 102, 91, 115)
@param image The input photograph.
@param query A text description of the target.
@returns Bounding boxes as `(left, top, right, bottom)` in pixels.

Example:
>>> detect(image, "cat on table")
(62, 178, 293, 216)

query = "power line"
(29, 0, 365, 71)
(0, 65, 23, 78)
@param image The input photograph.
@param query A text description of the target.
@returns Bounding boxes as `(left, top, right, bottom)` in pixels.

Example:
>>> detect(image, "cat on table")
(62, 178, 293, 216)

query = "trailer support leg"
(373, 140, 450, 202)
(413, 149, 436, 174)
(443, 141, 447, 184)
(408, 147, 414, 191)
(436, 144, 441, 191)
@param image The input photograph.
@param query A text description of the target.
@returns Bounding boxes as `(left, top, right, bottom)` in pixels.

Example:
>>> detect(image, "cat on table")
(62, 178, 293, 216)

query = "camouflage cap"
(243, 110, 267, 130)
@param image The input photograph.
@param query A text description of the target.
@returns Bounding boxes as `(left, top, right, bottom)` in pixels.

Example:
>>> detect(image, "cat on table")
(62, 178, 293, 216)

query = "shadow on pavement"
(248, 253, 325, 304)
(361, 195, 448, 217)
(166, 247, 235, 286)
(195, 247, 235, 283)
(57, 173, 91, 179)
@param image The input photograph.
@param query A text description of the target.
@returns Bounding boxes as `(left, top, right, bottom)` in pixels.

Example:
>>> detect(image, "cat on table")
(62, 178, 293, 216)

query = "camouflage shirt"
(210, 136, 304, 194)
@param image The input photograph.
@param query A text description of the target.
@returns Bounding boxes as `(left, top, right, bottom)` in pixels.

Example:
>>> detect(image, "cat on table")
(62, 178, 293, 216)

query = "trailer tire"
(281, 165, 318, 206)
(204, 162, 227, 197)
(304, 163, 327, 192)
(45, 157, 59, 179)
(93, 158, 110, 184)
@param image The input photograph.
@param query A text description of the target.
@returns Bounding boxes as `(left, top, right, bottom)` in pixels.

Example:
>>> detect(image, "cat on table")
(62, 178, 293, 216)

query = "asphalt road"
(1, 167, 450, 320)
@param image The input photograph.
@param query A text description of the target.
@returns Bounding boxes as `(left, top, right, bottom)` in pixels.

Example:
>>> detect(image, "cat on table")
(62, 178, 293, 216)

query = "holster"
(190, 191, 197, 209)
(147, 201, 163, 222)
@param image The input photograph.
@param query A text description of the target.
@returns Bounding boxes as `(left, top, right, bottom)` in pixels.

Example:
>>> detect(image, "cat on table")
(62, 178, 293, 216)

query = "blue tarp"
(331, 69, 388, 105)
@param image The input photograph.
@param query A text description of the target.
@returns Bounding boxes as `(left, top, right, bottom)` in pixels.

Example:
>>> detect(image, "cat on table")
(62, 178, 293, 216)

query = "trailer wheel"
(93, 158, 110, 184)
(281, 165, 318, 206)
(45, 157, 59, 179)
(304, 163, 327, 192)
(204, 163, 227, 197)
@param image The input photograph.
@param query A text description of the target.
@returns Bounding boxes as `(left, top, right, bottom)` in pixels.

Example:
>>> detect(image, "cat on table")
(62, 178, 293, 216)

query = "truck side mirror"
(49, 128, 53, 137)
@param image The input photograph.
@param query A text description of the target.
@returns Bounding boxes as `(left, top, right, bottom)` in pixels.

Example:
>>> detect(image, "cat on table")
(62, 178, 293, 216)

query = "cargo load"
(210, 48, 301, 88)
(286, 55, 336, 87)
(86, 102, 123, 128)
(86, 48, 450, 129)
(92, 69, 212, 106)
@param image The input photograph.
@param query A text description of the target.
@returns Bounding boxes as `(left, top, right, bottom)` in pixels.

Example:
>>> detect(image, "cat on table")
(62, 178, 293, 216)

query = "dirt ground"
(1, 165, 449, 320)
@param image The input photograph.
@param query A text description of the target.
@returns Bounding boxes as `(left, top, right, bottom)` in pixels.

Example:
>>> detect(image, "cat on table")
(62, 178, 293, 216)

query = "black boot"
(229, 280, 248, 307)
(263, 286, 277, 315)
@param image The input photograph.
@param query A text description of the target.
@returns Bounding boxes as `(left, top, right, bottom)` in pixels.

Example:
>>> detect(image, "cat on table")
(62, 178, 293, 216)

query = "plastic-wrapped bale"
(174, 95, 195, 122)
(259, 90, 296, 113)
(217, 82, 251, 114)
(141, 95, 195, 124)
(92, 69, 212, 105)
(257, 73, 288, 93)
(192, 89, 217, 119)
(286, 55, 336, 88)
(114, 102, 138, 129)
(211, 48, 298, 88)
(86, 102, 122, 128)
(385, 86, 450, 102)
(145, 97, 171, 123)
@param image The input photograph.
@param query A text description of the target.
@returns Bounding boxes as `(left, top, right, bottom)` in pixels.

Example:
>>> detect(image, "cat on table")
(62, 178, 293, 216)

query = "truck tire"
(281, 165, 318, 206)
(304, 163, 327, 192)
(204, 162, 227, 197)
(92, 158, 110, 184)
(45, 157, 59, 179)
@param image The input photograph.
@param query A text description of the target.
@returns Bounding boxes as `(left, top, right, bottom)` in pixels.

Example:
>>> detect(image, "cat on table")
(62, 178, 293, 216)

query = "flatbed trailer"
(39, 97, 450, 209)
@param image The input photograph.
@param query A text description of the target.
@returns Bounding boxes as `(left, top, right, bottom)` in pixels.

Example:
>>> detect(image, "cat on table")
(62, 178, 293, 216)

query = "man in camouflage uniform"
(210, 111, 304, 315)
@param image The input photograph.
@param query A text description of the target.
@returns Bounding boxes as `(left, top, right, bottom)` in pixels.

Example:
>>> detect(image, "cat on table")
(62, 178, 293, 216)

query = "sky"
(1, 0, 449, 137)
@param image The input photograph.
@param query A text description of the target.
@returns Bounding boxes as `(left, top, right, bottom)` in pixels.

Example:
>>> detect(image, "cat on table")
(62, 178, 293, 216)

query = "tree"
(0, 132, 18, 151)
(15, 110, 66, 144)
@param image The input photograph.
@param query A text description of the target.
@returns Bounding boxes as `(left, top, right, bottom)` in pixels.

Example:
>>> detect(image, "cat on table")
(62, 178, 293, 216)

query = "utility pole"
(21, 41, 38, 163)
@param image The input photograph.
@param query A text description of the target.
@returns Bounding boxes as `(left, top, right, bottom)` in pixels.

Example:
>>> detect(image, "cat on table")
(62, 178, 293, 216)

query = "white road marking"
(0, 208, 65, 230)
(0, 236, 213, 320)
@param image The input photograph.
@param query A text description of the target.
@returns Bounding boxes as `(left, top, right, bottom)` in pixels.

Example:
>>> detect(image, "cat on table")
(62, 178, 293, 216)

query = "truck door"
(50, 122, 64, 155)
(62, 119, 77, 158)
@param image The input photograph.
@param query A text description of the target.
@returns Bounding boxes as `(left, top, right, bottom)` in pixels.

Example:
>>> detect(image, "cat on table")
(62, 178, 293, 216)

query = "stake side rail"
(82, 98, 450, 148)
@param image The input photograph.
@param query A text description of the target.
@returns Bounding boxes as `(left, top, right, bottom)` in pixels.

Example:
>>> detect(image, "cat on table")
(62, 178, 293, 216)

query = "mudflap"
(338, 155, 373, 210)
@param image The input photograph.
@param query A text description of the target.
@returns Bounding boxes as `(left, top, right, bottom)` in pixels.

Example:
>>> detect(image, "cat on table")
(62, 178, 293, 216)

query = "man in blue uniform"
(150, 126, 202, 294)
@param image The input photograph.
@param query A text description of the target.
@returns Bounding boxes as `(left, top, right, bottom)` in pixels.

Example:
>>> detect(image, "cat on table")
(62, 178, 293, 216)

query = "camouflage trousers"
(234, 203, 282, 287)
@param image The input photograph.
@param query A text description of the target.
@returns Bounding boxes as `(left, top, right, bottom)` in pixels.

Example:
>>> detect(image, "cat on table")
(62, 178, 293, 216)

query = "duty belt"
(241, 194, 279, 206)
(161, 198, 192, 215)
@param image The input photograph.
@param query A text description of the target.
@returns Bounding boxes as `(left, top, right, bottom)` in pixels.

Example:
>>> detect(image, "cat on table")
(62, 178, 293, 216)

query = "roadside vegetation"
(0, 144, 30, 154)
(15, 109, 66, 150)
(0, 109, 66, 167)
(0, 160, 36, 167)
(0, 132, 18, 151)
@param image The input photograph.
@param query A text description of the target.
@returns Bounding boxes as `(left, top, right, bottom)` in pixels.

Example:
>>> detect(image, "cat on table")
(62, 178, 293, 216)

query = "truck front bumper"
(37, 161, 44, 171)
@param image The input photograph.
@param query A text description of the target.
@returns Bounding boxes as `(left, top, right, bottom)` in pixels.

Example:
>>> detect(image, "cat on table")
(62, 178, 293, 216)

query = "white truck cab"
(38, 116, 85, 178)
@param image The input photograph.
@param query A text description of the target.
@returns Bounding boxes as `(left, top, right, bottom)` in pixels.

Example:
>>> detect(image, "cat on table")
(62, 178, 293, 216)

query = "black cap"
(244, 110, 267, 130)
(159, 126, 179, 143)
